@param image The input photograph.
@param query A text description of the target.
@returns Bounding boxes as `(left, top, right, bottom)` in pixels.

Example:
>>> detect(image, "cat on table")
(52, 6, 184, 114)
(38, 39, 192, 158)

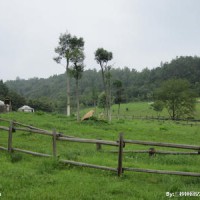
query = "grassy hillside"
(1, 112, 200, 199)
(81, 100, 200, 120)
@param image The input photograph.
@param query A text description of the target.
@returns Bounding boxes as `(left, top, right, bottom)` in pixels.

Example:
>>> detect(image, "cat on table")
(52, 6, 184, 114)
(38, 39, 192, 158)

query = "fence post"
(8, 121, 14, 153)
(96, 143, 101, 151)
(149, 147, 156, 157)
(96, 140, 102, 151)
(117, 133, 124, 176)
(52, 129, 57, 157)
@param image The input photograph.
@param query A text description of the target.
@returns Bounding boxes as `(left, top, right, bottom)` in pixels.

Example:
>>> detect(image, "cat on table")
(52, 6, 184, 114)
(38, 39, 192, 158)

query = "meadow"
(81, 100, 200, 120)
(1, 102, 200, 200)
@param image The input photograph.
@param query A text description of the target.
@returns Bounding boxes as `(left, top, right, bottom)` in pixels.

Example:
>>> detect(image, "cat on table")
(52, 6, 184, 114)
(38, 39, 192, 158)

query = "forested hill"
(5, 56, 200, 111)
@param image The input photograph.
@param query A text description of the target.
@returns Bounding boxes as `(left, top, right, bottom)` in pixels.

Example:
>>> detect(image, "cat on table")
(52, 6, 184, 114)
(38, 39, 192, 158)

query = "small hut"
(18, 105, 34, 112)
(0, 100, 5, 113)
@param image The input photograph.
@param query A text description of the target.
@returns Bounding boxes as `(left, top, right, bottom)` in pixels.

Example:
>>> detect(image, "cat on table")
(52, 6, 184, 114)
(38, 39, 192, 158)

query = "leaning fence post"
(8, 121, 14, 153)
(52, 129, 57, 157)
(117, 133, 124, 176)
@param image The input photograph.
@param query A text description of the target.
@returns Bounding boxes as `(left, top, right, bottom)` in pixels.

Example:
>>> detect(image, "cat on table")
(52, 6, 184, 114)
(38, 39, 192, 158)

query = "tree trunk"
(66, 59, 70, 116)
(76, 79, 80, 122)
(100, 65, 109, 120)
(107, 72, 112, 123)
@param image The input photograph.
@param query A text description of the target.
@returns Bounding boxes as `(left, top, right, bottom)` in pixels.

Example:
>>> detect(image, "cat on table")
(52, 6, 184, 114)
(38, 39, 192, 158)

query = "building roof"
(0, 100, 5, 106)
(18, 105, 34, 110)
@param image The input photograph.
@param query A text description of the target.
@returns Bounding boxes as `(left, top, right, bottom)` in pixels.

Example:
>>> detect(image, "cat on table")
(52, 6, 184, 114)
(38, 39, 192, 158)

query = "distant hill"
(5, 56, 200, 112)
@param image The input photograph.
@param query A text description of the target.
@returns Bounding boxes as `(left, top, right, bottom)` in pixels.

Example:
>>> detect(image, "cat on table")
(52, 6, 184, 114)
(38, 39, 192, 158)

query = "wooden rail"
(109, 149, 200, 155)
(58, 137, 119, 146)
(124, 167, 200, 177)
(124, 139, 200, 150)
(0, 126, 9, 131)
(1, 118, 200, 177)
(12, 147, 52, 157)
(59, 159, 117, 172)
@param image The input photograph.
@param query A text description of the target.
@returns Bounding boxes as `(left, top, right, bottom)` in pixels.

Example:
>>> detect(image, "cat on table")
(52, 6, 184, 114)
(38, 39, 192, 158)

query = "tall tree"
(54, 32, 84, 116)
(154, 79, 196, 120)
(69, 45, 85, 121)
(94, 48, 113, 122)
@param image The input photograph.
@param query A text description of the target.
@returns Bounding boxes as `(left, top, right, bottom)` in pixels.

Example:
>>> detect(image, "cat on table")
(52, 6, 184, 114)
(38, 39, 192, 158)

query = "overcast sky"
(1, 0, 200, 81)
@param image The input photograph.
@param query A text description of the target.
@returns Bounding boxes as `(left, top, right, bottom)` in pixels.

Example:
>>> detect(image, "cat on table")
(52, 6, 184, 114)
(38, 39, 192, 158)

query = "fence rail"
(109, 149, 200, 155)
(0, 118, 200, 177)
(124, 139, 200, 150)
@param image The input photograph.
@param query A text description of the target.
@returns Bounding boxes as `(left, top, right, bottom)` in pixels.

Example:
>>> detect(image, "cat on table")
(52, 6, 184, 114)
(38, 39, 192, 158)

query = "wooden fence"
(112, 115, 200, 126)
(0, 117, 200, 177)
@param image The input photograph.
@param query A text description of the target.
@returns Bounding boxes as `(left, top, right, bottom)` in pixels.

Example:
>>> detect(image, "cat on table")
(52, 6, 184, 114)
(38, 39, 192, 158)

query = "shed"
(0, 100, 5, 112)
(18, 105, 34, 112)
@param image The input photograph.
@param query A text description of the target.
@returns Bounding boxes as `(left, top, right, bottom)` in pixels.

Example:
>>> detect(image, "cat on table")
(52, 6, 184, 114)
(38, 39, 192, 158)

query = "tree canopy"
(154, 79, 196, 120)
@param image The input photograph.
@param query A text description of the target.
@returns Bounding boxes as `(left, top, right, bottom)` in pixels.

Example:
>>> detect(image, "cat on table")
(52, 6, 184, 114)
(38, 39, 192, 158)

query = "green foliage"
(97, 92, 106, 109)
(8, 90, 26, 111)
(0, 80, 26, 111)
(94, 48, 113, 66)
(151, 101, 164, 113)
(53, 32, 73, 64)
(154, 79, 196, 120)
(5, 56, 200, 114)
(28, 98, 54, 112)
(0, 80, 9, 99)
(113, 80, 124, 104)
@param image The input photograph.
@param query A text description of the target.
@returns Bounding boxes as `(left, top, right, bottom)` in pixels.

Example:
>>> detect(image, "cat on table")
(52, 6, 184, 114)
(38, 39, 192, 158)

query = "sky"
(0, 0, 200, 81)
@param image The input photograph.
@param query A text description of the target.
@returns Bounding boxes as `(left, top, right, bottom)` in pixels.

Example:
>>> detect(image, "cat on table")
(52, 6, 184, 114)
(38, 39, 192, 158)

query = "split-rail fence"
(0, 117, 200, 177)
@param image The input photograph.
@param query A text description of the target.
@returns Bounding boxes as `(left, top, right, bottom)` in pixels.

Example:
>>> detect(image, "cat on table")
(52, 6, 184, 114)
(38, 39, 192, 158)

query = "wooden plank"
(0, 118, 11, 123)
(124, 167, 200, 177)
(13, 121, 47, 131)
(14, 127, 74, 138)
(109, 150, 200, 155)
(0, 146, 7, 151)
(52, 129, 57, 157)
(15, 127, 53, 136)
(12, 148, 52, 157)
(8, 121, 13, 153)
(0, 126, 9, 131)
(58, 137, 119, 146)
(117, 133, 124, 176)
(124, 139, 200, 150)
(155, 151, 200, 155)
(59, 159, 117, 172)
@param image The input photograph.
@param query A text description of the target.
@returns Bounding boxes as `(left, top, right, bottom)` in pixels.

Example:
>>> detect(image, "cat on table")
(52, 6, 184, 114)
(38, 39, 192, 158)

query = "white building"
(18, 105, 34, 112)
(0, 100, 5, 112)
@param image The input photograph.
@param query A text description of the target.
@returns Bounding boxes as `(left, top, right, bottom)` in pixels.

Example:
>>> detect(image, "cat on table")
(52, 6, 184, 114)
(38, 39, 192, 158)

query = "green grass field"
(1, 104, 200, 199)
(81, 100, 200, 120)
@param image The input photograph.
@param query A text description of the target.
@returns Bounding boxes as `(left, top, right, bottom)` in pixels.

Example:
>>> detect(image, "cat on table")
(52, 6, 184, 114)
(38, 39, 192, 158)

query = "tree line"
(4, 55, 200, 116)
(3, 31, 200, 120)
